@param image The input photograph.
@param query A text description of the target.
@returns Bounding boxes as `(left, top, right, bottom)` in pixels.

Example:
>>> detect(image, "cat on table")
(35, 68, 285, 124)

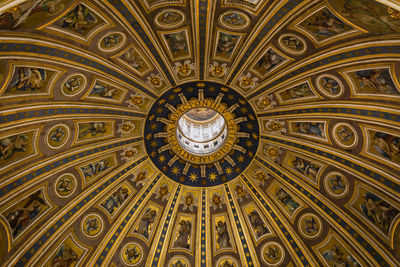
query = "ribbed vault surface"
(0, 0, 400, 266)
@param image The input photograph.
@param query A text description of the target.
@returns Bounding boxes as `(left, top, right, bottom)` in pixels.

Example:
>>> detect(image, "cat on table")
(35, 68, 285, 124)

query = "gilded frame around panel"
(291, 3, 363, 48)
(159, 27, 193, 61)
(340, 63, 400, 101)
(41, 1, 114, 45)
(0, 61, 64, 100)
(82, 77, 128, 104)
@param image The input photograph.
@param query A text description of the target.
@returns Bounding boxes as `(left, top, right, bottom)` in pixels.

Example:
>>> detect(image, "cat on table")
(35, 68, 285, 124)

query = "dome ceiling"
(0, 0, 400, 266)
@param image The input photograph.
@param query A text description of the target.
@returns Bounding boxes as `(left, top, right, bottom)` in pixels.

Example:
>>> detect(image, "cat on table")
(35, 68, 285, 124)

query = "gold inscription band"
(167, 99, 237, 164)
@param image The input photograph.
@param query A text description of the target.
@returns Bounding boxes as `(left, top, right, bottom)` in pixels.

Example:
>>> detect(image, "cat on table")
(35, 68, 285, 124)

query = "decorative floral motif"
(155, 183, 170, 202)
(174, 60, 195, 77)
(209, 62, 229, 78)
(126, 93, 146, 109)
(263, 145, 283, 163)
(131, 169, 148, 187)
(253, 168, 271, 186)
(120, 146, 139, 162)
(210, 192, 224, 211)
(182, 192, 198, 211)
(234, 184, 248, 202)
(256, 94, 276, 110)
(146, 73, 163, 88)
(265, 120, 286, 134)
(239, 72, 258, 90)
(118, 121, 136, 136)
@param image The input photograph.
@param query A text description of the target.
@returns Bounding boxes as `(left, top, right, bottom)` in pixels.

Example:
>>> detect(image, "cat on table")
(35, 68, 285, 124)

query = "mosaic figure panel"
(283, 152, 324, 184)
(130, 162, 156, 187)
(117, 120, 142, 137)
(245, 162, 271, 187)
(296, 6, 356, 43)
(298, 213, 322, 239)
(289, 120, 328, 142)
(117, 45, 152, 75)
(85, 79, 127, 103)
(316, 74, 344, 98)
(263, 119, 286, 135)
(161, 29, 191, 60)
(268, 181, 302, 218)
(181, 191, 198, 211)
(100, 182, 134, 219)
(125, 93, 147, 110)
(276, 81, 318, 104)
(154, 9, 185, 29)
(278, 33, 307, 55)
(315, 232, 363, 267)
(75, 120, 114, 144)
(0, 0, 68, 29)
(208, 61, 229, 79)
(344, 67, 399, 97)
(365, 128, 400, 167)
(2, 65, 58, 97)
(237, 72, 259, 91)
(350, 184, 400, 238)
(242, 202, 271, 242)
(233, 183, 249, 202)
(120, 144, 141, 163)
(173, 60, 195, 78)
(42, 233, 87, 267)
(219, 11, 250, 30)
(80, 213, 104, 238)
(0, 129, 37, 170)
(212, 213, 235, 253)
(52, 3, 106, 39)
(132, 202, 162, 243)
(251, 46, 288, 78)
(55, 173, 77, 198)
(214, 30, 242, 62)
(78, 154, 117, 185)
(171, 213, 195, 252)
(2, 188, 51, 240)
(253, 94, 277, 111)
(330, 0, 400, 33)
(332, 123, 358, 148)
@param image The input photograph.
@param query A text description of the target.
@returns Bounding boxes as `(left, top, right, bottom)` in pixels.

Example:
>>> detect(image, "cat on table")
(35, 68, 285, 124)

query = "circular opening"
(177, 108, 227, 155)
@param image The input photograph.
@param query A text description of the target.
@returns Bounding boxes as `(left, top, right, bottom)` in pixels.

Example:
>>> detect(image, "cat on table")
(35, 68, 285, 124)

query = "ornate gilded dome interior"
(1, 0, 400, 266)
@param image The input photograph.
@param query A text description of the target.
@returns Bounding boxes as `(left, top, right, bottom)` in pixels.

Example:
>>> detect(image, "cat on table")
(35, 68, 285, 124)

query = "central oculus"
(167, 98, 237, 164)
(144, 81, 260, 187)
(177, 108, 227, 155)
